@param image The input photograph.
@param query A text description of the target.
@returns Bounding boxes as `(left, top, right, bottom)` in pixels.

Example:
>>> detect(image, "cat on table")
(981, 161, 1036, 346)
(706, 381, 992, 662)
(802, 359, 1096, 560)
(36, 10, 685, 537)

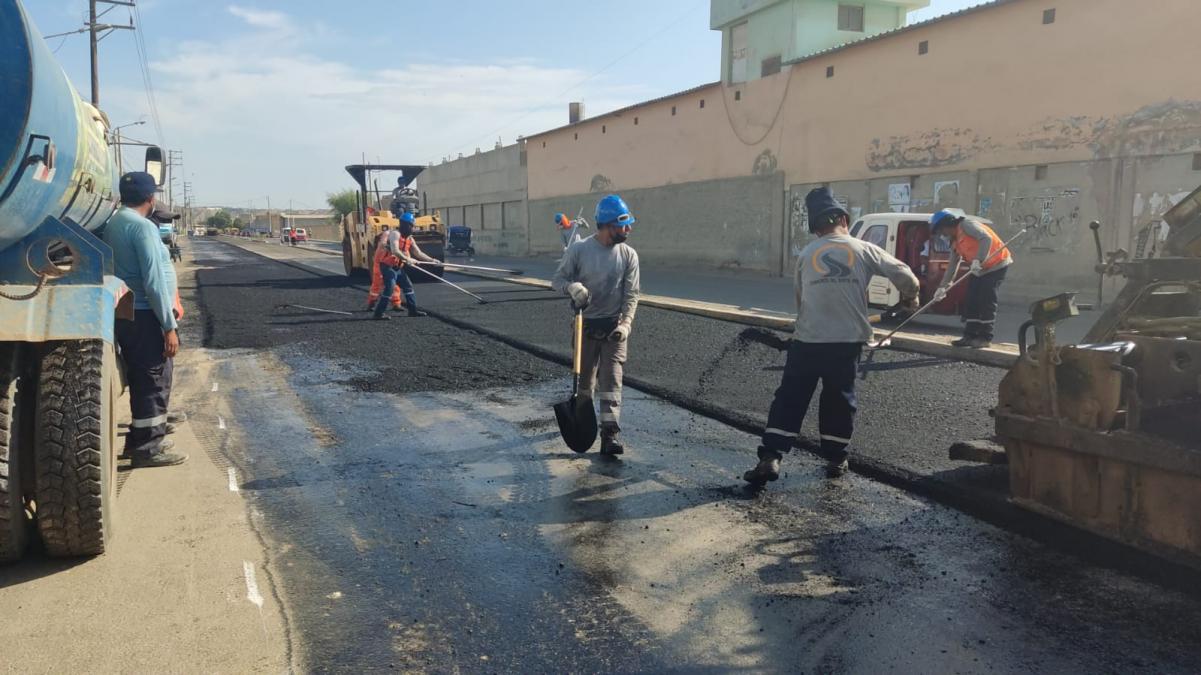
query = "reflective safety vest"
(954, 221, 1012, 271)
(374, 231, 413, 267)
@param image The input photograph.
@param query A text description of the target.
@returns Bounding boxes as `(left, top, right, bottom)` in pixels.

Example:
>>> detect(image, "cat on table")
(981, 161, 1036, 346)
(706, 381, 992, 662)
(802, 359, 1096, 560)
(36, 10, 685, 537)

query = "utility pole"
(166, 150, 183, 209)
(86, 0, 136, 107)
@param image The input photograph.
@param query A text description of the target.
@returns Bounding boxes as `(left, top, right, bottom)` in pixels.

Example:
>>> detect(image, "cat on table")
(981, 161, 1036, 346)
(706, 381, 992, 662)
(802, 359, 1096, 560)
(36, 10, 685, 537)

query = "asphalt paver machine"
(994, 184, 1201, 570)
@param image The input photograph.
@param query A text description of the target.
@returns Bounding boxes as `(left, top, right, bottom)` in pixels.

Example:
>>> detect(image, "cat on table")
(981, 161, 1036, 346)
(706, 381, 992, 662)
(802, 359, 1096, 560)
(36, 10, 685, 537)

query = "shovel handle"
(573, 310, 583, 376)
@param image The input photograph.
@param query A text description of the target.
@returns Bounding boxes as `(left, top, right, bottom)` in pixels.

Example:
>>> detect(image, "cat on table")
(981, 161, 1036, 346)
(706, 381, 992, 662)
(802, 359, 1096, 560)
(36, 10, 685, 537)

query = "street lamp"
(109, 120, 146, 171)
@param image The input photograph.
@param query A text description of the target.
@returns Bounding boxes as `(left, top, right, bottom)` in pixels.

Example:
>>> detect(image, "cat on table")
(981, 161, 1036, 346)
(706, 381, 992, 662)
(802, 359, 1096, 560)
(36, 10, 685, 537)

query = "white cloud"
(109, 8, 647, 205)
(227, 5, 291, 32)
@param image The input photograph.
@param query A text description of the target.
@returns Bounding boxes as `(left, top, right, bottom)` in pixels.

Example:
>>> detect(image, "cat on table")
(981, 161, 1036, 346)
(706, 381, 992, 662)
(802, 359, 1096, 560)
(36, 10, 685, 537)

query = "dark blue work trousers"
(761, 341, 861, 463)
(116, 310, 173, 454)
(373, 263, 416, 318)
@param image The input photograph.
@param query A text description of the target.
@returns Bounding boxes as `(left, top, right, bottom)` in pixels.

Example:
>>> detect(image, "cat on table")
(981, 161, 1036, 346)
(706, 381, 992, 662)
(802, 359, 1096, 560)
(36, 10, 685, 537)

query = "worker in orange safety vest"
(366, 226, 404, 311)
(930, 208, 1014, 349)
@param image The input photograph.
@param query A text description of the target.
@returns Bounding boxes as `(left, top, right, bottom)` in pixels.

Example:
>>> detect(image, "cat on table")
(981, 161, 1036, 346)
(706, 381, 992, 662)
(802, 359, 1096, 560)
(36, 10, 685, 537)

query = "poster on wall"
(888, 183, 911, 208)
(933, 180, 961, 207)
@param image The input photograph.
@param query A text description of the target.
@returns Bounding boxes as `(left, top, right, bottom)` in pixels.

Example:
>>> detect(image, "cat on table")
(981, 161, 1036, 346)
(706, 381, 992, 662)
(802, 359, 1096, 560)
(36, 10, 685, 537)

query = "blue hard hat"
(930, 208, 966, 229)
(595, 194, 635, 227)
(399, 211, 415, 224)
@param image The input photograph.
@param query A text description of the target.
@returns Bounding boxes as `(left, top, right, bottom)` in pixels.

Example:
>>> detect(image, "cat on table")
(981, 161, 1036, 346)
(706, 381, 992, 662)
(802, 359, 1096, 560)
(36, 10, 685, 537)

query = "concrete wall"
(525, 0, 1201, 294)
(529, 172, 787, 274)
(414, 143, 529, 255)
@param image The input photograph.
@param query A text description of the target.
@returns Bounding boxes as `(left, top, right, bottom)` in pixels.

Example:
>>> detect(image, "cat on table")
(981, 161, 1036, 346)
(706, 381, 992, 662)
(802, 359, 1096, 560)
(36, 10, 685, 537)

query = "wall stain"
(590, 174, 614, 193)
(752, 149, 778, 176)
(866, 128, 994, 172)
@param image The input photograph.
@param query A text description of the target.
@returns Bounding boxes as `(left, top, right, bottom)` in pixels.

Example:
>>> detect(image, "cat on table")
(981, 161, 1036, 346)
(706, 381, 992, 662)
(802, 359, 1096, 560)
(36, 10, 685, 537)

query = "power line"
(129, 1, 165, 147)
(444, 0, 707, 157)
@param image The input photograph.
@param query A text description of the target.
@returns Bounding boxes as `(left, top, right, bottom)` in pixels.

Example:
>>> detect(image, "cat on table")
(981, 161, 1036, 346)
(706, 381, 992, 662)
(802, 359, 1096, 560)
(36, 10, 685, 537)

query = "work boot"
(600, 429, 624, 456)
(391, 304, 406, 312)
(408, 306, 429, 317)
(963, 337, 992, 349)
(951, 336, 974, 347)
(743, 446, 783, 485)
(825, 457, 850, 478)
(165, 422, 177, 436)
(132, 446, 189, 468)
(372, 313, 391, 321)
(121, 438, 175, 461)
(166, 411, 187, 424)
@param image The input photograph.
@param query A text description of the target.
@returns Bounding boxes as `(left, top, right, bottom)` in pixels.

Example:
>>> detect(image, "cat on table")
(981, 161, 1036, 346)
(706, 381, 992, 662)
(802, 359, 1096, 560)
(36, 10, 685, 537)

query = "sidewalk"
(458, 252, 1098, 345)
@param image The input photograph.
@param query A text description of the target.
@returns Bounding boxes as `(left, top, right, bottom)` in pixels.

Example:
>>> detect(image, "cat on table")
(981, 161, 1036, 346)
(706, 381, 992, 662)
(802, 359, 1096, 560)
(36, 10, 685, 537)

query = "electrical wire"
(129, 1, 165, 147)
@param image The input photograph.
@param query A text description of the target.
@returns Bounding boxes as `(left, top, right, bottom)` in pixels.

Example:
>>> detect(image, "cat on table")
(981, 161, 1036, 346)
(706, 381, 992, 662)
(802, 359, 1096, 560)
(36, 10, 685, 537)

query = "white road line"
(211, 381, 219, 392)
(228, 467, 239, 492)
(243, 561, 264, 608)
(218, 416, 226, 430)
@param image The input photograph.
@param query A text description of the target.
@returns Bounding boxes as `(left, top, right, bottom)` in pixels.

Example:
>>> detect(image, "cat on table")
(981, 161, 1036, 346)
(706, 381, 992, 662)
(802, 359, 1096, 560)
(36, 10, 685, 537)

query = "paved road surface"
(181, 238, 1201, 672)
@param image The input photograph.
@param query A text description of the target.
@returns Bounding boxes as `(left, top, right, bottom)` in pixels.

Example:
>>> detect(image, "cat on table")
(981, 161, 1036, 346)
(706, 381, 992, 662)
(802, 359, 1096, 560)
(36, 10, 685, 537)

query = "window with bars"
(838, 4, 865, 32)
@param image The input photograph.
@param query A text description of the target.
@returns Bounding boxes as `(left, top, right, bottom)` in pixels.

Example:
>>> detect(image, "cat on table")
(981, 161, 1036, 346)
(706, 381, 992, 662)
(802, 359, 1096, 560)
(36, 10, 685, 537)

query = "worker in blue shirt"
(102, 172, 187, 468)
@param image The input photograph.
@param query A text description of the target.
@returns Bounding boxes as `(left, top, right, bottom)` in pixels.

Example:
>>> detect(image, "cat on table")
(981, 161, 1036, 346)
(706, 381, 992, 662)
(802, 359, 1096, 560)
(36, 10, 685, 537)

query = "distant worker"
(744, 188, 918, 485)
(102, 172, 187, 468)
(367, 225, 404, 312)
(551, 195, 641, 456)
(372, 211, 438, 320)
(555, 212, 589, 251)
(930, 208, 1014, 348)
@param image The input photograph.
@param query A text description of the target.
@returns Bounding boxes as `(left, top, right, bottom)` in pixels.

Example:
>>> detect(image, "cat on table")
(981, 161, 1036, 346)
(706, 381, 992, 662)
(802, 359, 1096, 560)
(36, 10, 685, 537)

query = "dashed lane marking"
(211, 381, 219, 392)
(228, 467, 239, 492)
(218, 416, 226, 430)
(243, 561, 264, 608)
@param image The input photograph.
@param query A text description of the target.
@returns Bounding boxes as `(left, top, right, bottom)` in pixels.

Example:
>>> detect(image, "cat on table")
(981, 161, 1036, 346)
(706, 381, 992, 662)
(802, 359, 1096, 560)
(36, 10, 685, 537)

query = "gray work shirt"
(552, 235, 640, 322)
(794, 233, 919, 343)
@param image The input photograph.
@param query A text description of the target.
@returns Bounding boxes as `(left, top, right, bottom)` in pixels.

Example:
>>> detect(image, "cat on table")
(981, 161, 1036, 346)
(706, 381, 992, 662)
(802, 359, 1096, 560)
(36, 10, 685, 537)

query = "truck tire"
(33, 339, 117, 557)
(0, 344, 31, 563)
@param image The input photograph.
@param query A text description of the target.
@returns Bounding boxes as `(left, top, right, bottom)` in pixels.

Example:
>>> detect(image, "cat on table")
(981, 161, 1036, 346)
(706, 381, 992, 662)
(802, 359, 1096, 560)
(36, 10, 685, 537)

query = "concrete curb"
(451, 270, 1019, 370)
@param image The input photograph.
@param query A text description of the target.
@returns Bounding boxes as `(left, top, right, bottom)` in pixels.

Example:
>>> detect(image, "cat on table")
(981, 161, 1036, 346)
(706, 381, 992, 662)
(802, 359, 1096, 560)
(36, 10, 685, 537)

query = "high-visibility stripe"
(964, 318, 996, 325)
(820, 433, 852, 444)
(595, 392, 621, 403)
(600, 412, 619, 422)
(764, 427, 793, 438)
(131, 413, 168, 429)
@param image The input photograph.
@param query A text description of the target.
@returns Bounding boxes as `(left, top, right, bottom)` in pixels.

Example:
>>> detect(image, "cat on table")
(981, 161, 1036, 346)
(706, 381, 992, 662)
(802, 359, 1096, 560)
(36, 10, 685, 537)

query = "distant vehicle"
(848, 212, 985, 314)
(193, 227, 206, 236)
(206, 228, 218, 236)
(293, 228, 308, 242)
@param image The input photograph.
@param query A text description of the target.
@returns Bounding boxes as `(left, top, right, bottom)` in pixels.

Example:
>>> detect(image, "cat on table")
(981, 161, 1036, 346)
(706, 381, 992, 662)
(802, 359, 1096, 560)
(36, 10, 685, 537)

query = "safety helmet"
(595, 194, 635, 228)
(554, 212, 570, 229)
(399, 211, 415, 225)
(930, 208, 966, 230)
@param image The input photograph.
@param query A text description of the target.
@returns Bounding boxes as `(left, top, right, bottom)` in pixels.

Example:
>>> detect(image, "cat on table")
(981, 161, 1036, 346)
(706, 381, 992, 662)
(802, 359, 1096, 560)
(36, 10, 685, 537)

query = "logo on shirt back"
(810, 243, 856, 282)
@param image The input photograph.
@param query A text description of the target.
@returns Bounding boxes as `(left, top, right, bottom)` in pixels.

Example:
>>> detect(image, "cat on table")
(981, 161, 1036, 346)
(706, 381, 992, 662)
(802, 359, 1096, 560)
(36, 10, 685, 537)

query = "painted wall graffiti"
(752, 148, 778, 176)
(590, 174, 614, 193)
(1006, 188, 1083, 252)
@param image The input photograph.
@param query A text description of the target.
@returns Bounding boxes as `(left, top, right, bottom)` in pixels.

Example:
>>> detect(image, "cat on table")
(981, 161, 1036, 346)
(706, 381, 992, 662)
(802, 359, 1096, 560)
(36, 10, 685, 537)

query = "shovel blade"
(553, 394, 597, 453)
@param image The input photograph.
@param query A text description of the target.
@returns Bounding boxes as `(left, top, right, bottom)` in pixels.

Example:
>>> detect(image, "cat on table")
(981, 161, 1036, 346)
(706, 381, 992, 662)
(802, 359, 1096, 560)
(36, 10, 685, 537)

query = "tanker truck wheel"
(33, 340, 117, 557)
(0, 344, 32, 562)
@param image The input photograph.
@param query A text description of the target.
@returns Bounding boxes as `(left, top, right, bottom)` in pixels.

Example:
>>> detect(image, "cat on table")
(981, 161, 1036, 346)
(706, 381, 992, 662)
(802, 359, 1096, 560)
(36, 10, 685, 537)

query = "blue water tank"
(0, 0, 119, 255)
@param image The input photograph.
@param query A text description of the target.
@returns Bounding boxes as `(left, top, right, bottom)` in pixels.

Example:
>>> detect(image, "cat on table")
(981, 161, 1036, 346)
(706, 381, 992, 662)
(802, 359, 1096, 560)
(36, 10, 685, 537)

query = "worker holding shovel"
(744, 188, 919, 485)
(551, 195, 641, 456)
(372, 211, 437, 320)
(929, 208, 1015, 349)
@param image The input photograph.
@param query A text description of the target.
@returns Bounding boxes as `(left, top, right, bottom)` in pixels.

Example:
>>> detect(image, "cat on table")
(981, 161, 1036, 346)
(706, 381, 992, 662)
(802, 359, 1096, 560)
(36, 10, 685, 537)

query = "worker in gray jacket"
(744, 188, 919, 485)
(552, 195, 640, 456)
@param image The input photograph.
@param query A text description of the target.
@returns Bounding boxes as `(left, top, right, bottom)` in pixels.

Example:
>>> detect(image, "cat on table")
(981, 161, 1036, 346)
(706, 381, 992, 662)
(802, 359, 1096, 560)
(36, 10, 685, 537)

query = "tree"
(327, 189, 357, 222)
(206, 209, 233, 229)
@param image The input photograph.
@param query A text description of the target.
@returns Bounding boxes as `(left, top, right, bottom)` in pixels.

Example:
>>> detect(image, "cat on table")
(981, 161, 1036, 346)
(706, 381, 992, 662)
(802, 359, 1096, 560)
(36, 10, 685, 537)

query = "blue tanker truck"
(0, 0, 164, 560)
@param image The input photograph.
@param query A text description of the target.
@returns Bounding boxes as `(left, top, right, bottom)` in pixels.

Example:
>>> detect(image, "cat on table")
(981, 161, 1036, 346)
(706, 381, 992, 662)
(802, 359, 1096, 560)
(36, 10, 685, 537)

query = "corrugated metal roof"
(525, 0, 1019, 142)
(782, 0, 1017, 66)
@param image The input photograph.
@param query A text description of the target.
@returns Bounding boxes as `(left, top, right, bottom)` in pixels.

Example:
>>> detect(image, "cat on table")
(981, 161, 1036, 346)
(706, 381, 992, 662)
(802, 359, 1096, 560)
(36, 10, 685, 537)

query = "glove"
(932, 286, 949, 303)
(567, 282, 590, 309)
(609, 320, 631, 342)
(969, 260, 984, 276)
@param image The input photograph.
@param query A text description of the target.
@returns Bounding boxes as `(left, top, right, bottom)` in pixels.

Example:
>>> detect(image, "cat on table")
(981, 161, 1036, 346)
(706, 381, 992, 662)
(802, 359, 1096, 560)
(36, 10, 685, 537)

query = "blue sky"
(24, 0, 980, 208)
